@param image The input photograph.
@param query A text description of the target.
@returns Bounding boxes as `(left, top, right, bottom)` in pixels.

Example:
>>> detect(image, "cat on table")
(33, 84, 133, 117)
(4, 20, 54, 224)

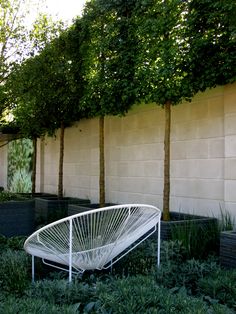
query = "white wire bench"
(24, 204, 161, 282)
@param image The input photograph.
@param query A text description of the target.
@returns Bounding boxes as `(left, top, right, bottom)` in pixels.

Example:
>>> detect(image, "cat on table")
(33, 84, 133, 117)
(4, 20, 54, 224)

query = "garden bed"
(35, 196, 91, 224)
(160, 212, 218, 240)
(220, 230, 236, 268)
(0, 237, 235, 313)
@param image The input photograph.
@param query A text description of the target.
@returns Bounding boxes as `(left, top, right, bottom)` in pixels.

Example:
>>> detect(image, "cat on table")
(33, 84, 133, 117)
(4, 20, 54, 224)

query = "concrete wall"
(34, 83, 236, 219)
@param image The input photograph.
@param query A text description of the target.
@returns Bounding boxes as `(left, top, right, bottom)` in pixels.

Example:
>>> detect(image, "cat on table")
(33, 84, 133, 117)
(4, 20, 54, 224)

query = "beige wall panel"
(172, 179, 224, 200)
(225, 114, 236, 135)
(197, 118, 224, 139)
(225, 135, 236, 157)
(225, 180, 236, 202)
(209, 139, 224, 158)
(225, 159, 236, 180)
(185, 139, 209, 159)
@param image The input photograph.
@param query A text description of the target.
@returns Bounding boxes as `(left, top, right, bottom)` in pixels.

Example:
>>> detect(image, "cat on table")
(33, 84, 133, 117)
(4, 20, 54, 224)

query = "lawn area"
(0, 236, 235, 313)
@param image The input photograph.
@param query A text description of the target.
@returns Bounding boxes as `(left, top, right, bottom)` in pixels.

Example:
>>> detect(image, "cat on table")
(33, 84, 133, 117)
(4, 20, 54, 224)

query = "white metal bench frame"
(24, 204, 161, 282)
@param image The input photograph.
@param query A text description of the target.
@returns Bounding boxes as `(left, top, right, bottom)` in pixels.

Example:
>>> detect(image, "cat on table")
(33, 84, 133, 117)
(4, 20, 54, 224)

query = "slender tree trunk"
(99, 116, 105, 207)
(163, 100, 171, 221)
(58, 122, 65, 198)
(31, 137, 37, 195)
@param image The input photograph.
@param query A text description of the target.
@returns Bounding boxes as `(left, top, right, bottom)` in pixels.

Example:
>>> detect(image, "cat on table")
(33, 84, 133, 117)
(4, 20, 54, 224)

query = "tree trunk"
(31, 137, 37, 194)
(58, 122, 65, 198)
(99, 116, 105, 207)
(163, 100, 171, 221)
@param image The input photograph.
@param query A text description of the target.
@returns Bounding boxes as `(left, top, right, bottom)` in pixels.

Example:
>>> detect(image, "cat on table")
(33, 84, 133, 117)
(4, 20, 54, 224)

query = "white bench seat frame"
(24, 204, 161, 282)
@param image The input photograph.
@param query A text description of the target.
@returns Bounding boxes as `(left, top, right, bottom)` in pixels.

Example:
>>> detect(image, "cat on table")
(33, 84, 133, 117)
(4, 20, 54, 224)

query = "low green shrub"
(0, 235, 26, 251)
(111, 239, 186, 277)
(154, 241, 221, 295)
(0, 296, 79, 313)
(198, 269, 236, 310)
(155, 256, 220, 294)
(0, 239, 235, 313)
(25, 279, 95, 308)
(7, 236, 26, 250)
(112, 238, 157, 276)
(161, 240, 187, 264)
(95, 275, 234, 314)
(0, 250, 31, 294)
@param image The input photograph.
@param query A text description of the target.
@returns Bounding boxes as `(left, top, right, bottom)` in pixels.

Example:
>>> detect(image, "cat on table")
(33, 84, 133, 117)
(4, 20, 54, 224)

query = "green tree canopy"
(80, 0, 138, 116)
(186, 0, 236, 91)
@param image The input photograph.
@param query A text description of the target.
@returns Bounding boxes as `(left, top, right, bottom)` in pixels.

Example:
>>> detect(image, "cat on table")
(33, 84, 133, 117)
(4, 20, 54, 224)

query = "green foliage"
(160, 240, 188, 263)
(0, 0, 29, 83)
(0, 240, 235, 312)
(170, 219, 219, 259)
(112, 239, 157, 276)
(134, 0, 236, 105)
(9, 168, 32, 193)
(156, 241, 220, 293)
(0, 235, 26, 251)
(95, 275, 232, 314)
(0, 234, 8, 250)
(0, 250, 30, 294)
(7, 236, 26, 250)
(0, 190, 27, 201)
(29, 13, 66, 53)
(3, 8, 67, 135)
(25, 279, 95, 308)
(7, 138, 33, 192)
(186, 0, 236, 92)
(0, 296, 79, 314)
(198, 269, 236, 309)
(135, 0, 193, 106)
(80, 0, 138, 117)
(0, 0, 64, 120)
(218, 208, 235, 232)
(9, 38, 81, 139)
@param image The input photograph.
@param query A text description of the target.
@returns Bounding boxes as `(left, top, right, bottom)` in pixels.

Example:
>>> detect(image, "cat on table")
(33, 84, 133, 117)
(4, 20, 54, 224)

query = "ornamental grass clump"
(170, 219, 219, 259)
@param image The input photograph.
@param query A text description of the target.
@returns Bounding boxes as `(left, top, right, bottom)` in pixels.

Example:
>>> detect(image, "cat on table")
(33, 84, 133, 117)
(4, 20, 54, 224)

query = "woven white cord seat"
(24, 204, 161, 282)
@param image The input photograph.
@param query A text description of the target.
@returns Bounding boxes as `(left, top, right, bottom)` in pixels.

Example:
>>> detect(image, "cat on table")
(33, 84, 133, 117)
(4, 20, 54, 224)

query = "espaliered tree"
(79, 0, 138, 206)
(9, 30, 86, 197)
(134, 0, 236, 220)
